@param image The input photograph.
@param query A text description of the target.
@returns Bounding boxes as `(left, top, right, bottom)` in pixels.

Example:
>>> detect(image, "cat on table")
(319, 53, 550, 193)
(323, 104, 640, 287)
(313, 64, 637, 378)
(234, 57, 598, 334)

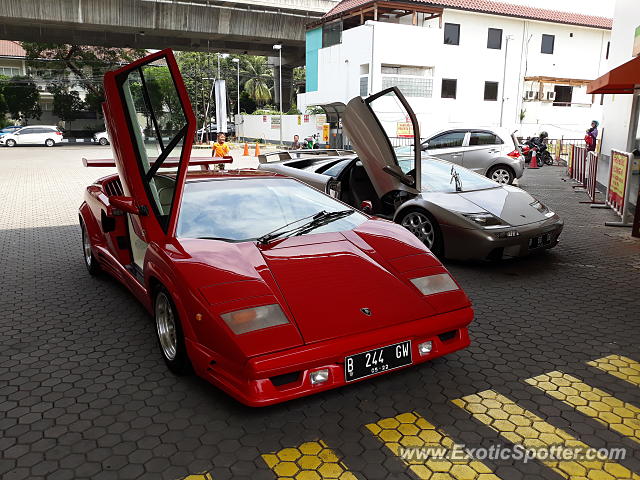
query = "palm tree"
(241, 56, 272, 106)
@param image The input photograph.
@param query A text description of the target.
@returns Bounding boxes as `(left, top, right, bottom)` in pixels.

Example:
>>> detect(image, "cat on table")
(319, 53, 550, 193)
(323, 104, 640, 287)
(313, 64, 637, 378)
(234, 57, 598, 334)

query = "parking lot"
(0, 145, 639, 480)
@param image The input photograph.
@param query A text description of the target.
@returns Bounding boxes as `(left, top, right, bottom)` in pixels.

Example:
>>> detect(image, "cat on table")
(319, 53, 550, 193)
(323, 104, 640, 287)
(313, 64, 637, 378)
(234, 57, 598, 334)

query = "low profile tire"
(487, 165, 514, 185)
(98, 137, 109, 146)
(45, 139, 55, 147)
(5, 139, 16, 147)
(81, 221, 101, 276)
(154, 287, 191, 375)
(398, 208, 443, 257)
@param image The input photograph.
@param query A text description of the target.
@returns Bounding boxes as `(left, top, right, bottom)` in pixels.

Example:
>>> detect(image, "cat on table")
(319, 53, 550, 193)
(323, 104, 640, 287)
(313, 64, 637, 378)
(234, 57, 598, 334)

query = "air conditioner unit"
(525, 91, 538, 100)
(546, 91, 556, 101)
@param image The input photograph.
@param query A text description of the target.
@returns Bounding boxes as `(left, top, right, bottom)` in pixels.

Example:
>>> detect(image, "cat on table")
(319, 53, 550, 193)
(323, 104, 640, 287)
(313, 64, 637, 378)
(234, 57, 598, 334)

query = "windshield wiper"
(450, 166, 463, 192)
(258, 210, 354, 245)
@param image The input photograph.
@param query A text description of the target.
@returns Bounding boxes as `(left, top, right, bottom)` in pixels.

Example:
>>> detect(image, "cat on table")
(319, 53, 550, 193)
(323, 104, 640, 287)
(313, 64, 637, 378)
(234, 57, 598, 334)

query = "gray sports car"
(258, 88, 563, 261)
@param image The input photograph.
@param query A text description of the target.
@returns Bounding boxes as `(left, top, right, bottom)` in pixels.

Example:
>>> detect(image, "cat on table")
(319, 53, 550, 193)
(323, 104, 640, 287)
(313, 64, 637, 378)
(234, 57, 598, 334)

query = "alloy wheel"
(490, 168, 512, 184)
(156, 292, 177, 361)
(82, 225, 93, 268)
(6, 139, 15, 147)
(401, 211, 435, 249)
(45, 139, 54, 147)
(99, 138, 108, 146)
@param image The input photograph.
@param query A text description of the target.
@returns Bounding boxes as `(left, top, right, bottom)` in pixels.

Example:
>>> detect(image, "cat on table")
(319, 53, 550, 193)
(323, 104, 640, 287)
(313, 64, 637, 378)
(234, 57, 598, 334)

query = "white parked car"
(94, 131, 110, 145)
(0, 125, 63, 147)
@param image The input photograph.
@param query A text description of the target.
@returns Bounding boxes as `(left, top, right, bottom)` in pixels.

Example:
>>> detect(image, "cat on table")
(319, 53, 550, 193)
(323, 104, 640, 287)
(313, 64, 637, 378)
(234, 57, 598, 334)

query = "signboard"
(304, 115, 310, 123)
(634, 25, 640, 57)
(316, 114, 327, 128)
(297, 115, 302, 126)
(262, 115, 267, 123)
(322, 123, 330, 143)
(396, 121, 414, 138)
(270, 116, 281, 129)
(607, 150, 633, 218)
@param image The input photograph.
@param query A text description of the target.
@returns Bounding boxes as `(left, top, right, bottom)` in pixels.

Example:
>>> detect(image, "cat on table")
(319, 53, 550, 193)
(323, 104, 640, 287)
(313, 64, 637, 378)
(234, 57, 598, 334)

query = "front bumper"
(441, 215, 564, 261)
(186, 307, 473, 406)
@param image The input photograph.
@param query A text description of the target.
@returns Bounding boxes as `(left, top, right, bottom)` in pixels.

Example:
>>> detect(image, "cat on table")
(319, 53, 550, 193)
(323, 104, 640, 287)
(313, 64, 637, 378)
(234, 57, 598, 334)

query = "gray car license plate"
(344, 341, 412, 382)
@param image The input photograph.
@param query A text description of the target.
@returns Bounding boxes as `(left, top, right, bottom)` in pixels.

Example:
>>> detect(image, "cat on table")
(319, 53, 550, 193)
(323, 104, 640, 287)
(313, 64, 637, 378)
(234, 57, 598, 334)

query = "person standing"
(291, 134, 302, 150)
(585, 120, 599, 152)
(212, 133, 230, 157)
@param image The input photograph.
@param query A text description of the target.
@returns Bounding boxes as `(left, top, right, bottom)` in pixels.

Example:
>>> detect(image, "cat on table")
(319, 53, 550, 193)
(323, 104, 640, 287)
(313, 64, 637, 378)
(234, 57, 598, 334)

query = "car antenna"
(450, 165, 462, 192)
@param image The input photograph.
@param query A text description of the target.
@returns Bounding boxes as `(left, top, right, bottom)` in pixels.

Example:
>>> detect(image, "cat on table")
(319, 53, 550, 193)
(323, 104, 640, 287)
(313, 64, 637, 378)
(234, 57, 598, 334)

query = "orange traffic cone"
(529, 150, 539, 169)
(254, 143, 261, 156)
(243, 143, 249, 156)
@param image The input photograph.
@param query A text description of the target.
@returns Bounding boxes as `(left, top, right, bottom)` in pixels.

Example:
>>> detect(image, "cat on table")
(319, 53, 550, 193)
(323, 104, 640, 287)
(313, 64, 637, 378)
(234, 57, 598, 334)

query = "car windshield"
(398, 158, 499, 192)
(177, 177, 367, 241)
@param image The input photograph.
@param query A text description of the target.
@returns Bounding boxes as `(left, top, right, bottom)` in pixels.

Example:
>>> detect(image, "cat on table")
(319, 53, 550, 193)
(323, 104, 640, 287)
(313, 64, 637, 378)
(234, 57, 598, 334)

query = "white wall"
(235, 114, 326, 144)
(299, 8, 611, 139)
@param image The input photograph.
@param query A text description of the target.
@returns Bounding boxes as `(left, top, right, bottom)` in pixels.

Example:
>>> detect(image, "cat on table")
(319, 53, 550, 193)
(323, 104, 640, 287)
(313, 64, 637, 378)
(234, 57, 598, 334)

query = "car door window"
(117, 63, 189, 231)
(469, 131, 503, 146)
(424, 131, 466, 150)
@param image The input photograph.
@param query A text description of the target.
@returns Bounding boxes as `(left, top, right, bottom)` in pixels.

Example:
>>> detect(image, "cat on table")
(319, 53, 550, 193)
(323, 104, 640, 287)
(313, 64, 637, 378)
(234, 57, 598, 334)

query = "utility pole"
(500, 35, 514, 127)
(273, 44, 283, 146)
(232, 58, 240, 117)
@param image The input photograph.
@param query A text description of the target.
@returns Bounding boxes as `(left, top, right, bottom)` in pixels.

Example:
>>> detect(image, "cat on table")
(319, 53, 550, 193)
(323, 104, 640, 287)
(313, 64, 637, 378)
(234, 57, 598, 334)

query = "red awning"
(587, 56, 640, 94)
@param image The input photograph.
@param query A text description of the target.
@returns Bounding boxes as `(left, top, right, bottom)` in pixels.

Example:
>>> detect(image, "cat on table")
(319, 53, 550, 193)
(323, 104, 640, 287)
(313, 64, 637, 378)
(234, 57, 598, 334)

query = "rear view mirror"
(109, 196, 148, 216)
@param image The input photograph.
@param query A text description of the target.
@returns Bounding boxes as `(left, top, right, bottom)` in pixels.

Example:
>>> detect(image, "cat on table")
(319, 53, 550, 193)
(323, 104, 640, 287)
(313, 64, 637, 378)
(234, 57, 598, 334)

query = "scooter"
(522, 138, 553, 166)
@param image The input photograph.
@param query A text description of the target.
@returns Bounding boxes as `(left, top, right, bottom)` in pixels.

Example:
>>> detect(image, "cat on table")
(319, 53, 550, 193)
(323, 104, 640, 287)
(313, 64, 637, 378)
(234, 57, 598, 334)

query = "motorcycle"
(521, 137, 553, 167)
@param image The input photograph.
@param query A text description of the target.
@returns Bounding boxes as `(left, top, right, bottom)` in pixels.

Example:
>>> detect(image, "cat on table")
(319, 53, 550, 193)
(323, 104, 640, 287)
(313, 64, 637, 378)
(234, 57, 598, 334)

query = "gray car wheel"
(45, 139, 55, 147)
(487, 165, 514, 185)
(154, 287, 191, 374)
(81, 221, 100, 275)
(98, 137, 109, 146)
(399, 209, 443, 256)
(5, 139, 16, 147)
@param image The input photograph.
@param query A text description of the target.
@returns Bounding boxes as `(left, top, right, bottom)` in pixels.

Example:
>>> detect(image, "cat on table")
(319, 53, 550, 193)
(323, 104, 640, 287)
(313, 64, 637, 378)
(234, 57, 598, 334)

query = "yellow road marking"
(261, 440, 357, 480)
(526, 371, 640, 444)
(588, 355, 640, 387)
(182, 475, 214, 480)
(366, 412, 501, 479)
(452, 390, 639, 480)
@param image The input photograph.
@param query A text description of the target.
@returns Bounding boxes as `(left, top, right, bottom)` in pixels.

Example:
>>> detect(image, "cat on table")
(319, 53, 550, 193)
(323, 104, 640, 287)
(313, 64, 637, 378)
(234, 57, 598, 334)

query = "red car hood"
(179, 220, 467, 347)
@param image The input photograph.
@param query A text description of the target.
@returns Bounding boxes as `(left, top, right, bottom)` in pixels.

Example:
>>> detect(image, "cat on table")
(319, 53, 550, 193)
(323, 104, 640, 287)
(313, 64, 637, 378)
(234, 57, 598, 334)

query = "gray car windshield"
(177, 177, 367, 241)
(398, 158, 499, 192)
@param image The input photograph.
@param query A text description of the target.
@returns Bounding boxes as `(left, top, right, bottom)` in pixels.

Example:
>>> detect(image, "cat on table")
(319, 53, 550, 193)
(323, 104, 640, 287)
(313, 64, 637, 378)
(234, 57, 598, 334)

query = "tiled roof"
(0, 40, 26, 58)
(322, 0, 612, 29)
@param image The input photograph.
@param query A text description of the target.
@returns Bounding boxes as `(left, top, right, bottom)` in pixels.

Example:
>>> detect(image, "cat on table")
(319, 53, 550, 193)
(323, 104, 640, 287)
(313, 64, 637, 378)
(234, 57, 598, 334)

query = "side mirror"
(360, 200, 373, 214)
(109, 196, 148, 216)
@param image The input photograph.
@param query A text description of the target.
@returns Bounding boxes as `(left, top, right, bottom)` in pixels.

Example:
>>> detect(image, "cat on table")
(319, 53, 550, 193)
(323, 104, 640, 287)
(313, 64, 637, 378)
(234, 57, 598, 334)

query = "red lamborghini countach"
(79, 50, 473, 406)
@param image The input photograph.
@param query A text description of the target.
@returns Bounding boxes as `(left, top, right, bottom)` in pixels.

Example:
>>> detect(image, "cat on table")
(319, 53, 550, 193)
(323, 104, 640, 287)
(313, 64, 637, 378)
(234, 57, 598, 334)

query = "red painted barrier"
(580, 151, 604, 205)
(570, 145, 588, 189)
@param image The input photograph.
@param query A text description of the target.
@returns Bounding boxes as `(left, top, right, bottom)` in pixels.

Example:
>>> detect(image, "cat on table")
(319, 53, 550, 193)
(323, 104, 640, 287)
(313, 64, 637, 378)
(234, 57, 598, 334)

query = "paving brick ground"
(0, 145, 639, 480)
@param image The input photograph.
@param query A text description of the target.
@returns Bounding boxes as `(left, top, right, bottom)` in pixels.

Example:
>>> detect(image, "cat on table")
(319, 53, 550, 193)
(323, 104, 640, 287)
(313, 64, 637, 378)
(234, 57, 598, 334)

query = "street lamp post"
(232, 58, 240, 117)
(273, 44, 283, 146)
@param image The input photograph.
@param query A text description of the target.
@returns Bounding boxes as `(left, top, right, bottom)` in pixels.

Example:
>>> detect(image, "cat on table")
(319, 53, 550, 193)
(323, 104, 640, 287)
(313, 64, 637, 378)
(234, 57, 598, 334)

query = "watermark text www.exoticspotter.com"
(399, 444, 627, 464)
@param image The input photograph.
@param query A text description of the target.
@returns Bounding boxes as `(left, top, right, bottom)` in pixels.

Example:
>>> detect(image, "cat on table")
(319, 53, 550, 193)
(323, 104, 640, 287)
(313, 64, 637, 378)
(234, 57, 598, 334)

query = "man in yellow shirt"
(212, 133, 230, 158)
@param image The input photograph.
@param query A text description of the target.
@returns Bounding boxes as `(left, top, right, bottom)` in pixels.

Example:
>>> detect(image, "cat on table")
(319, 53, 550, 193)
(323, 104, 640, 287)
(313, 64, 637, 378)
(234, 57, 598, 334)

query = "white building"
(298, 0, 612, 139)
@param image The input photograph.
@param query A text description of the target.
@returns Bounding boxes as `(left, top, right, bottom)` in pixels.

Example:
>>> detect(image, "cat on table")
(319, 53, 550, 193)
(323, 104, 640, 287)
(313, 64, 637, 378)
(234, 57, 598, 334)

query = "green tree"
(241, 56, 273, 106)
(49, 85, 85, 128)
(3, 76, 41, 122)
(22, 43, 145, 117)
(0, 75, 9, 125)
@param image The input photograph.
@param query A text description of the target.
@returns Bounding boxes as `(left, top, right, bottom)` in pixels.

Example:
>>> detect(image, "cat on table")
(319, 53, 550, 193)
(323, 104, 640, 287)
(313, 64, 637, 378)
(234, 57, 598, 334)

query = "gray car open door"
(342, 87, 421, 197)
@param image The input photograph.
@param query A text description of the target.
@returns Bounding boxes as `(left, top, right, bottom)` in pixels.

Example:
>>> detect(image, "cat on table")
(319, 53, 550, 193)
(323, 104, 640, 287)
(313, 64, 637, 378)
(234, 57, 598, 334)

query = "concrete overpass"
(0, 0, 336, 59)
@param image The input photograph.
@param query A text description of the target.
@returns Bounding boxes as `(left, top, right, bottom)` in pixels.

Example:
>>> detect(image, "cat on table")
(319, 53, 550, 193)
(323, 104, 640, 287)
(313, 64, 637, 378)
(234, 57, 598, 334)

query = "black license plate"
(344, 341, 412, 382)
(529, 233, 552, 249)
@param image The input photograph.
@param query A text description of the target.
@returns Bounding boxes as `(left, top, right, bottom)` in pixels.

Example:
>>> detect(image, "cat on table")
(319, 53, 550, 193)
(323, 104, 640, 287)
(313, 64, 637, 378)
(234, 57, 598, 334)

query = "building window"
(441, 79, 457, 99)
(359, 77, 368, 97)
(381, 65, 433, 97)
(487, 28, 502, 49)
(484, 81, 499, 101)
(0, 67, 21, 77)
(553, 85, 573, 106)
(322, 20, 342, 48)
(541, 34, 555, 54)
(444, 23, 460, 45)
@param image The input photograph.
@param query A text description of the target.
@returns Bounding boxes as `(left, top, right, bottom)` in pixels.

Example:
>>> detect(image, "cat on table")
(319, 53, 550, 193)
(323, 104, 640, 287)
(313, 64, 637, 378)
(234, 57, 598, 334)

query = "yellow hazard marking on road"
(452, 390, 640, 480)
(588, 355, 640, 387)
(366, 412, 501, 480)
(261, 440, 357, 480)
(526, 371, 640, 444)
(182, 474, 214, 480)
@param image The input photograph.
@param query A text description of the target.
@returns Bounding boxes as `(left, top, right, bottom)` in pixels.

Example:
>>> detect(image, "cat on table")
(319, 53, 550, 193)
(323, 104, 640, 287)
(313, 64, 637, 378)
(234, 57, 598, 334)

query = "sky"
(498, 0, 615, 17)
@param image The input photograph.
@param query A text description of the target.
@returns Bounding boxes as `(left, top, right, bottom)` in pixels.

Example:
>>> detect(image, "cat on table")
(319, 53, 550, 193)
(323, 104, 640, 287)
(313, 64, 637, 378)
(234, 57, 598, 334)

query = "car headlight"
(462, 212, 503, 227)
(410, 274, 459, 296)
(221, 304, 289, 335)
(530, 200, 554, 217)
